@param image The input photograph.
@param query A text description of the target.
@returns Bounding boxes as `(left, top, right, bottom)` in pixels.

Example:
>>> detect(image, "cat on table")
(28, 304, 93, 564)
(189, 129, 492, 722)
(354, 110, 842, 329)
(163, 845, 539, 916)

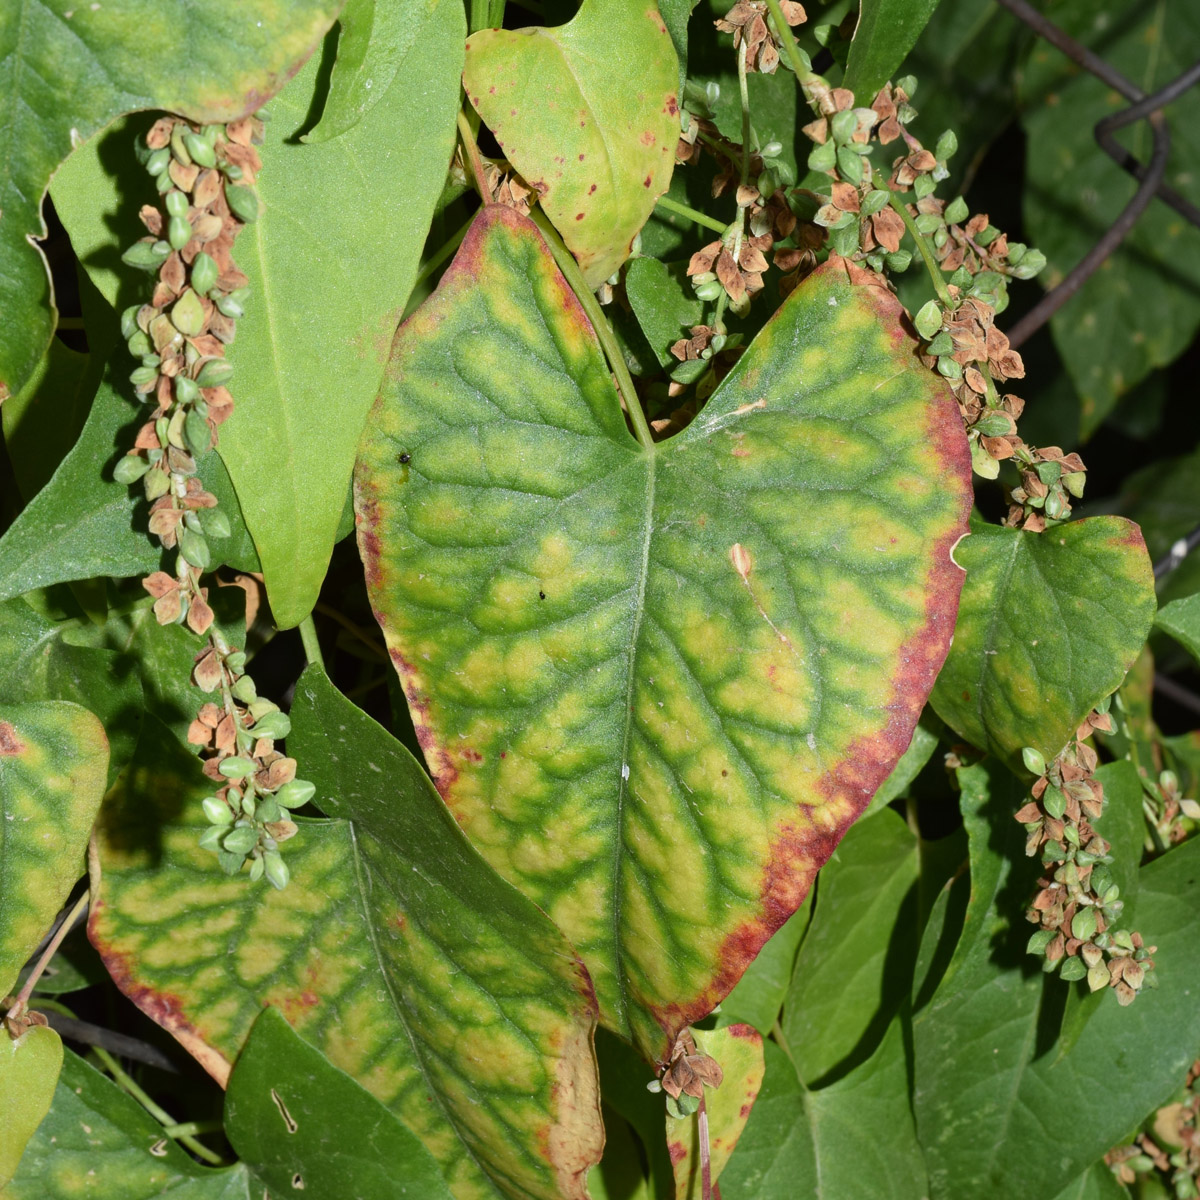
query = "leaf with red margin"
(0, 0, 341, 407)
(464, 0, 679, 287)
(88, 678, 603, 1200)
(664, 1025, 764, 1200)
(353, 204, 973, 1065)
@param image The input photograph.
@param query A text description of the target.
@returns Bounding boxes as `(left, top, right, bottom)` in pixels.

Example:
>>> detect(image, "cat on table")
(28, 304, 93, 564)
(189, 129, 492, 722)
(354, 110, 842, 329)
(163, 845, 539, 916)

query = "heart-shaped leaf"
(89, 675, 603, 1200)
(930, 515, 1156, 769)
(0, 1025, 63, 1189)
(0, 0, 340, 407)
(52, 8, 464, 628)
(464, 0, 680, 287)
(0, 701, 108, 998)
(664, 1024, 764, 1200)
(354, 204, 972, 1062)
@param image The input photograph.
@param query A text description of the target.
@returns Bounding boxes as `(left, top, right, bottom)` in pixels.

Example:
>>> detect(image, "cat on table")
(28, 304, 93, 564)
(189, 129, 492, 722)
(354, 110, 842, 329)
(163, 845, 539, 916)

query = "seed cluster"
(115, 114, 312, 887)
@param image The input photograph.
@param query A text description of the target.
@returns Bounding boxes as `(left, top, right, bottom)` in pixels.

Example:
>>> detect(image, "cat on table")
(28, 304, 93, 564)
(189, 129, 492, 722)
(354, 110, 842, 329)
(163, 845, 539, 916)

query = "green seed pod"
(694, 280, 723, 302)
(248, 699, 279, 720)
(885, 250, 912, 272)
(275, 779, 316, 809)
(225, 183, 261, 224)
(1021, 746, 1047, 777)
(914, 212, 941, 236)
(222, 824, 258, 855)
(242, 793, 256, 817)
(197, 825, 224, 852)
(120, 305, 142, 341)
(255, 797, 283, 825)
(184, 408, 211, 459)
(146, 147, 171, 176)
(231, 675, 258, 703)
(202, 797, 233, 825)
(944, 196, 969, 225)
(129, 365, 158, 389)
(126, 330, 152, 358)
(835, 145, 863, 185)
(222, 161, 244, 180)
(225, 650, 247, 674)
(191, 251, 219, 296)
(1026, 929, 1054, 956)
(830, 109, 857, 144)
(122, 240, 170, 271)
(247, 854, 265, 882)
(807, 139, 837, 173)
(214, 292, 246, 319)
(171, 288, 206, 338)
(1044, 489, 1069, 522)
(1071, 907, 1099, 943)
(173, 374, 199, 405)
(166, 406, 188, 450)
(195, 358, 234, 388)
(252, 711, 292, 741)
(913, 173, 937, 200)
(1058, 956, 1087, 983)
(174, 593, 190, 625)
(263, 850, 290, 890)
(914, 300, 942, 340)
(167, 213, 192, 251)
(860, 189, 890, 217)
(969, 440, 1000, 480)
(183, 510, 203, 534)
(936, 356, 963, 381)
(164, 189, 189, 218)
(202, 508, 232, 540)
(219, 756, 258, 780)
(935, 130, 958, 162)
(1063, 471, 1087, 499)
(926, 330, 954, 357)
(179, 526, 211, 571)
(144, 466, 171, 501)
(182, 131, 216, 168)
(113, 455, 150, 485)
(169, 124, 192, 165)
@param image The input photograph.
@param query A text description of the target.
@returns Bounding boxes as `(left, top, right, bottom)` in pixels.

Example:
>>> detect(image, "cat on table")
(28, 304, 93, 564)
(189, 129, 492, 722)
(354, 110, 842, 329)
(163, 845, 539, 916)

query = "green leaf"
(715, 896, 811, 1036)
(0, 370, 258, 604)
(464, 0, 680, 287)
(1, 339, 96, 503)
(1157, 592, 1200, 667)
(0, 1025, 63, 1190)
(0, 701, 107, 998)
(782, 808, 920, 1083)
(1020, 0, 1200, 436)
(718, 1020, 929, 1198)
(930, 516, 1156, 769)
(52, 12, 464, 628)
(663, 1025, 764, 1200)
(90, 676, 604, 1200)
(843, 0, 943, 104)
(4, 1047, 252, 1198)
(658, 0, 698, 94)
(303, 0, 430, 144)
(0, 0, 339, 406)
(625, 256, 703, 370)
(914, 760, 1200, 1198)
(225, 1006, 454, 1200)
(354, 204, 972, 1063)
(588, 1108, 655, 1200)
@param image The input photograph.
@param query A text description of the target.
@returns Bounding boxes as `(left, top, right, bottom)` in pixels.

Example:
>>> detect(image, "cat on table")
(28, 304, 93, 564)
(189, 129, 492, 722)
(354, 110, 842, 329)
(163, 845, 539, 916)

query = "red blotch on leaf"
(0, 722, 23, 756)
(668, 1141, 688, 1166)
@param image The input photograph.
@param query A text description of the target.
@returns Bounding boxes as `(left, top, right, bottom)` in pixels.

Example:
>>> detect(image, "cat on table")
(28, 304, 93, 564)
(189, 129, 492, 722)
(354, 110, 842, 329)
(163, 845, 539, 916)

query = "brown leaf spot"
(0, 722, 24, 756)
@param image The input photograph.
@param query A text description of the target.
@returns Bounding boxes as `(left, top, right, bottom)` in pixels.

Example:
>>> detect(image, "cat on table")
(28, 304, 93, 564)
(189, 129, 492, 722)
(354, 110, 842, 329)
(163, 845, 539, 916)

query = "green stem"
(162, 1120, 224, 1139)
(89, 1047, 225, 1165)
(7, 890, 90, 1018)
(655, 193, 728, 235)
(698, 131, 747, 177)
(456, 110, 491, 201)
(876, 171, 954, 308)
(738, 40, 753, 181)
(298, 615, 324, 670)
(527, 207, 655, 452)
(771, 1018, 799, 1075)
(763, 0, 823, 90)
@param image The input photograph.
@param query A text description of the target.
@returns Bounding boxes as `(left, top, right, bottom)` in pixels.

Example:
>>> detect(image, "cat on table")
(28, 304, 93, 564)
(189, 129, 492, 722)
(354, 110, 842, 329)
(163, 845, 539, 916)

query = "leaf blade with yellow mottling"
(353, 204, 973, 1064)
(88, 676, 602, 1200)
(0, 701, 108, 998)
